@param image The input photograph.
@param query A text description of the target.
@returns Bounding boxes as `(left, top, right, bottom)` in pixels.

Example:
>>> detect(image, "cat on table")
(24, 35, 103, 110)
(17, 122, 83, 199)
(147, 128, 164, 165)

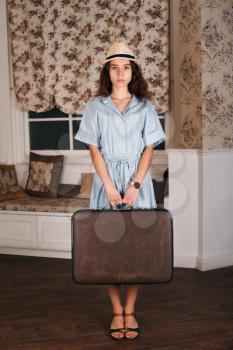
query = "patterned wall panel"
(178, 0, 202, 149)
(177, 0, 233, 150)
(202, 0, 233, 149)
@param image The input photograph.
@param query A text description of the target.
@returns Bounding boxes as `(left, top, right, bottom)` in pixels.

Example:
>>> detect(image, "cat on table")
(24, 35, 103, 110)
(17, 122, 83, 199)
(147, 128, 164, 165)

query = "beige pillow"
(77, 173, 94, 199)
(26, 152, 64, 198)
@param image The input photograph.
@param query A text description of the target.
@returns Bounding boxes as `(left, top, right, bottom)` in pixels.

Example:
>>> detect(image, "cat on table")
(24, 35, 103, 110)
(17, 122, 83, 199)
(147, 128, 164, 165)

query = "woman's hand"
(105, 184, 123, 208)
(122, 186, 140, 207)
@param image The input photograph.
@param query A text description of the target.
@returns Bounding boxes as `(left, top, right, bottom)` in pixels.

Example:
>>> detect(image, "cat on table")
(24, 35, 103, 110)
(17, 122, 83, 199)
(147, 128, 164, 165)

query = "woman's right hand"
(105, 184, 123, 208)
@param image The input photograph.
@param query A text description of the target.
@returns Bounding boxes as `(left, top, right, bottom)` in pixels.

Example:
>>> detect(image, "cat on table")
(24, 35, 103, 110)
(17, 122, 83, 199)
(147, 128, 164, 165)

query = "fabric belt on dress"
(101, 152, 141, 163)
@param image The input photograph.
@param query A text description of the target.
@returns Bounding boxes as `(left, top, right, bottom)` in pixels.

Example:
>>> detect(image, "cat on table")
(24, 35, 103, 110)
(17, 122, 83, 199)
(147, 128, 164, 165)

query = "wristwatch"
(129, 180, 141, 189)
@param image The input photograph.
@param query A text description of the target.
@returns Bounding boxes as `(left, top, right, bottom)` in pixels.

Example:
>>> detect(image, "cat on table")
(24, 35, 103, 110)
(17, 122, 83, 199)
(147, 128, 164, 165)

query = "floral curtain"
(8, 0, 169, 114)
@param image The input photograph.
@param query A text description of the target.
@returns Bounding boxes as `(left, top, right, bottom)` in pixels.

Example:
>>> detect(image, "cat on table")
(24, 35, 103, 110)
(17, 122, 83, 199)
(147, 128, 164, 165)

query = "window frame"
(24, 110, 89, 156)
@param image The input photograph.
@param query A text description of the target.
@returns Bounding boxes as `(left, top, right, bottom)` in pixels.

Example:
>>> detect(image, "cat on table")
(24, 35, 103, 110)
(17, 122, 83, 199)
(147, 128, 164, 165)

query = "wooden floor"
(0, 255, 232, 350)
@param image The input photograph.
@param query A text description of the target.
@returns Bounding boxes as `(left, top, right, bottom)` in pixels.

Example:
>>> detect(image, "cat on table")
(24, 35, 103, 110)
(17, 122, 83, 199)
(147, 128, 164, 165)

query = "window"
(28, 108, 87, 151)
(27, 109, 165, 151)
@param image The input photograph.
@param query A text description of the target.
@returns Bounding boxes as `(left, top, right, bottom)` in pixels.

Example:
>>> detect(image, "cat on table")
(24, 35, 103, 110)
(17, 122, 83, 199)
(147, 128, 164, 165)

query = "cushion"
(77, 173, 94, 199)
(57, 184, 81, 198)
(152, 179, 165, 204)
(0, 164, 28, 202)
(26, 152, 64, 198)
(163, 168, 169, 198)
(0, 196, 90, 212)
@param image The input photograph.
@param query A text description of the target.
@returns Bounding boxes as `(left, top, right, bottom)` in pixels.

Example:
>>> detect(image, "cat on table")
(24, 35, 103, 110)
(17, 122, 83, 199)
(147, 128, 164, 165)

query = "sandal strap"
(109, 327, 125, 334)
(124, 312, 135, 316)
(124, 327, 140, 333)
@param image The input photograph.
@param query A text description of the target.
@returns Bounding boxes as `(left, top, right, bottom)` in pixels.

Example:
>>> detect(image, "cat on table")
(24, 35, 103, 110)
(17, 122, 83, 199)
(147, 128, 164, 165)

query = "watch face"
(134, 181, 141, 189)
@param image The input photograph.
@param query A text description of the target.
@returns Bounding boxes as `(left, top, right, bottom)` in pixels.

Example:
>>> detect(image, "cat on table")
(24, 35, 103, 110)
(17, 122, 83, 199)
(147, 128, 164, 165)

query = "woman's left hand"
(122, 186, 140, 208)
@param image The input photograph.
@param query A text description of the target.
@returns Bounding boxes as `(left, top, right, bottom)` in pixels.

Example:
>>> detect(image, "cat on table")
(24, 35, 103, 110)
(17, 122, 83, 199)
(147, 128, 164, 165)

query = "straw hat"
(104, 41, 139, 65)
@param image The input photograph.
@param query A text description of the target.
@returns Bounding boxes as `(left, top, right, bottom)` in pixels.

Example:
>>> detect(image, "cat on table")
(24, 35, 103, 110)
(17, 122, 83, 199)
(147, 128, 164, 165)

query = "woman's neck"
(110, 87, 131, 100)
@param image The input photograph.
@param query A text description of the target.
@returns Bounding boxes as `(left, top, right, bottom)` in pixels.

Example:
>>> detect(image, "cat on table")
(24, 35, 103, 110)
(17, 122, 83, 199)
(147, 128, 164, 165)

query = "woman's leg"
(124, 284, 140, 339)
(107, 285, 124, 339)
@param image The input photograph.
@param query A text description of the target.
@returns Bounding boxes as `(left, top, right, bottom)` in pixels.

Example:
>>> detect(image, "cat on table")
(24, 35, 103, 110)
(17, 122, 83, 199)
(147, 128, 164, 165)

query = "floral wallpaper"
(7, 0, 169, 115)
(178, 0, 202, 149)
(178, 0, 233, 150)
(202, 0, 233, 149)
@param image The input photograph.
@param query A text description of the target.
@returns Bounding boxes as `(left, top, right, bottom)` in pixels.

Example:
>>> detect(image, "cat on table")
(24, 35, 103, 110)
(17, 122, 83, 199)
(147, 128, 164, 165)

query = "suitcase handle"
(109, 191, 133, 210)
(110, 203, 133, 210)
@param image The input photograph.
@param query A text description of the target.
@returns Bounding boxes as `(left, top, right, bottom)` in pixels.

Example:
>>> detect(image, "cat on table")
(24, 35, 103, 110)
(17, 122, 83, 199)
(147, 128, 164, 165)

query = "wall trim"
(196, 251, 233, 271)
(174, 253, 197, 269)
(0, 248, 71, 259)
(167, 148, 233, 155)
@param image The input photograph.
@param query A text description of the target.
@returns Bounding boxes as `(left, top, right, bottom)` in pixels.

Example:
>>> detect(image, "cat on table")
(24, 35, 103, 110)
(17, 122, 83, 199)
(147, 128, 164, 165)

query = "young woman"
(74, 42, 166, 340)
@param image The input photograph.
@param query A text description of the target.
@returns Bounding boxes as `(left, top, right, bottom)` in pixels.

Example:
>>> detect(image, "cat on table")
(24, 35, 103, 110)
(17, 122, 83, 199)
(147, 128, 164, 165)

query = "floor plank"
(0, 255, 232, 349)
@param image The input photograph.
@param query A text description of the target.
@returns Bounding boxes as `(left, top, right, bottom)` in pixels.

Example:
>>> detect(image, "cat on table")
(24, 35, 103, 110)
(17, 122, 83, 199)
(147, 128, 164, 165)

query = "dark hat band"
(106, 53, 136, 60)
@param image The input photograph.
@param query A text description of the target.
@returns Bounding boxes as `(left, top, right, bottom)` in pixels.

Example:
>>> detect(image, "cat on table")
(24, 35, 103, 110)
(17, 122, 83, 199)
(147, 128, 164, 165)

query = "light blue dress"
(74, 95, 166, 209)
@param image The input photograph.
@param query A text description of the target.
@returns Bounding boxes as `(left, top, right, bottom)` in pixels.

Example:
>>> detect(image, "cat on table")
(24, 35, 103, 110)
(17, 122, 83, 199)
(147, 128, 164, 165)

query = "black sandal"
(109, 313, 125, 340)
(124, 312, 140, 339)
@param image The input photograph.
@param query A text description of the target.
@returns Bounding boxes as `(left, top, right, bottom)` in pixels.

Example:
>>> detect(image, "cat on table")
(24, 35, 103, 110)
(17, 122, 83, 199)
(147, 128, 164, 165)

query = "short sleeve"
(142, 101, 166, 147)
(74, 100, 101, 149)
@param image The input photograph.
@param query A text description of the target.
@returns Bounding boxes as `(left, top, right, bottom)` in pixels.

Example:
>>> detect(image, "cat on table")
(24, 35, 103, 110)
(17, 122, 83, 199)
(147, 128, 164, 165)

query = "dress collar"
(99, 94, 138, 115)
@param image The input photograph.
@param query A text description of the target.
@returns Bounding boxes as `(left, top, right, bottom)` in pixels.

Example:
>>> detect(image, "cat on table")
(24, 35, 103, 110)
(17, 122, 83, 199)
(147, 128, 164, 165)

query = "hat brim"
(103, 57, 140, 66)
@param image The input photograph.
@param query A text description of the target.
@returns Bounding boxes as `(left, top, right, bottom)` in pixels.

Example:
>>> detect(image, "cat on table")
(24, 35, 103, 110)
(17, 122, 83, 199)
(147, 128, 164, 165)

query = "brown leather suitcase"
(72, 208, 173, 284)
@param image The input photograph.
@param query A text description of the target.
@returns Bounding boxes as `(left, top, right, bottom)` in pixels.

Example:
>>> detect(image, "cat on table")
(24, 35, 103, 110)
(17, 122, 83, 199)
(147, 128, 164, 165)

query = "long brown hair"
(95, 61, 152, 100)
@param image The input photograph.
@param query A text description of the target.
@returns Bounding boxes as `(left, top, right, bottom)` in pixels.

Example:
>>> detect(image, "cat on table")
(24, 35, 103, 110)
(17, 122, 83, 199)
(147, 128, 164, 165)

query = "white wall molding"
(201, 150, 233, 270)
(174, 253, 197, 269)
(166, 148, 233, 271)
(201, 149, 233, 155)
(166, 149, 200, 269)
(196, 251, 233, 271)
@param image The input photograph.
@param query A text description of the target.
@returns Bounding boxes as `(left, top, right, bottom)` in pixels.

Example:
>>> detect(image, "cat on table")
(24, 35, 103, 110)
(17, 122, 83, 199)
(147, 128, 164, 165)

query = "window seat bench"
(0, 196, 89, 259)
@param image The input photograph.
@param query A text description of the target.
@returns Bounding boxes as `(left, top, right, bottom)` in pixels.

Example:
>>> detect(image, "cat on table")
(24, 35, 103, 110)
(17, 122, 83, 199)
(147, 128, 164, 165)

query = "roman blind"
(8, 0, 169, 114)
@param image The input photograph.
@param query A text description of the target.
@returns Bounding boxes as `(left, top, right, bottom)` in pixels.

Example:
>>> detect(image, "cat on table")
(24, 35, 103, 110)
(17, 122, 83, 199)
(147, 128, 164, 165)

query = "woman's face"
(109, 59, 132, 88)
